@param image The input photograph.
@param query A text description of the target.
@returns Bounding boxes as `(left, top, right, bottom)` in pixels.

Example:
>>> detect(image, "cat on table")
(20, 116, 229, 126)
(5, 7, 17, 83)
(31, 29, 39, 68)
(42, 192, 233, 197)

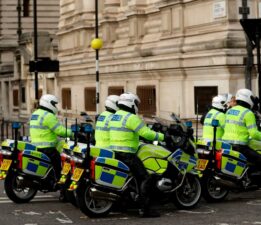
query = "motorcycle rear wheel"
(201, 175, 229, 202)
(4, 172, 37, 203)
(77, 183, 113, 218)
(172, 174, 201, 209)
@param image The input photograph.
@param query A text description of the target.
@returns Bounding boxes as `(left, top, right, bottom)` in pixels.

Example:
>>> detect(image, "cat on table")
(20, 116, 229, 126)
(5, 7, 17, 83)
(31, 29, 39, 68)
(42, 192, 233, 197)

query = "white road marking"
(12, 209, 73, 224)
(177, 207, 215, 214)
(23, 211, 42, 216)
(0, 195, 58, 204)
(49, 211, 73, 224)
(243, 222, 261, 224)
(247, 200, 261, 206)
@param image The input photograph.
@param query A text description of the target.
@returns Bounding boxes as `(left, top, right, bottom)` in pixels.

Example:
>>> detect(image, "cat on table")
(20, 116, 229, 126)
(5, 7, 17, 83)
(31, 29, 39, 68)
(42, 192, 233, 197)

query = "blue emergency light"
(71, 124, 80, 132)
(212, 119, 219, 127)
(12, 122, 21, 129)
(84, 124, 93, 133)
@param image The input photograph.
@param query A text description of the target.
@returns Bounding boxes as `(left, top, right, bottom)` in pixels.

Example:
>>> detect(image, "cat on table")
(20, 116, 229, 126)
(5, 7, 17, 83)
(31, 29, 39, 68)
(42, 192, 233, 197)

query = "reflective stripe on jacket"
(202, 108, 225, 141)
(109, 110, 164, 153)
(222, 105, 261, 145)
(29, 109, 72, 148)
(94, 111, 114, 148)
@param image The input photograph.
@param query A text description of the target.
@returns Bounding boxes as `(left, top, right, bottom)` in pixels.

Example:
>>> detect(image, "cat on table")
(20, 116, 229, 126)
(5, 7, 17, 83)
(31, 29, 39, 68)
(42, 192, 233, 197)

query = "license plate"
(71, 168, 84, 182)
(61, 162, 71, 175)
(195, 159, 209, 171)
(0, 159, 12, 171)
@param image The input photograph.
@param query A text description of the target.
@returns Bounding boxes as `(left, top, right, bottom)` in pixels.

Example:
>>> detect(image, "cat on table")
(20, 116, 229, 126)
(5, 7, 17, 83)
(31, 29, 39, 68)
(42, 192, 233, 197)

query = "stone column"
(104, 0, 120, 18)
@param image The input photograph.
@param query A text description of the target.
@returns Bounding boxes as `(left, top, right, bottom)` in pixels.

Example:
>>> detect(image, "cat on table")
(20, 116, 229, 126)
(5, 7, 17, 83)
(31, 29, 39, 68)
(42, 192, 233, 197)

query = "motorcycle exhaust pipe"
(89, 187, 119, 201)
(214, 176, 239, 189)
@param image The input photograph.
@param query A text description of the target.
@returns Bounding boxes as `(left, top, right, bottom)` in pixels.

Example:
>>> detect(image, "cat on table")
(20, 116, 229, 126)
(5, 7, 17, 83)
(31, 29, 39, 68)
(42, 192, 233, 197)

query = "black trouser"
(231, 144, 261, 170)
(115, 152, 155, 207)
(37, 147, 61, 180)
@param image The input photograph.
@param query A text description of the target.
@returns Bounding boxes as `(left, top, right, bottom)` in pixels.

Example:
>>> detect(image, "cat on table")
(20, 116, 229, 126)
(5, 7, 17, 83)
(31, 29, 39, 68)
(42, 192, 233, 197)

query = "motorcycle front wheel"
(201, 175, 229, 202)
(77, 183, 113, 218)
(4, 172, 37, 203)
(172, 174, 201, 209)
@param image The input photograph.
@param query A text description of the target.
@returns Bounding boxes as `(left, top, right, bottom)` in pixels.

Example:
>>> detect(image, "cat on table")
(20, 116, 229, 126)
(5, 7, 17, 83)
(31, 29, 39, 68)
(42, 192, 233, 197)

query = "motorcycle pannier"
(94, 157, 129, 189)
(22, 150, 51, 177)
(221, 149, 247, 178)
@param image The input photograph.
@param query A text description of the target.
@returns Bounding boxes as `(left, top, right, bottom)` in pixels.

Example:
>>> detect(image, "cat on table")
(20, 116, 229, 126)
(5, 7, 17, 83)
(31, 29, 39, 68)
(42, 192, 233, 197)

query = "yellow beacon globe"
(91, 38, 103, 50)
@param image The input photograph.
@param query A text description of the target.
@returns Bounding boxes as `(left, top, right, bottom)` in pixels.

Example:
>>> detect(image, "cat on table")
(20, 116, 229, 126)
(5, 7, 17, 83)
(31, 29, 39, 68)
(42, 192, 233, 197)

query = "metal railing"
(0, 119, 29, 142)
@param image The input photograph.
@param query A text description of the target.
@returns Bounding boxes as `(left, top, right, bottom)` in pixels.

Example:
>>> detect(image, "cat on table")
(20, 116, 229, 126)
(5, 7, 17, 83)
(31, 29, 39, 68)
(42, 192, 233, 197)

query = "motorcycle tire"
(201, 175, 229, 203)
(4, 172, 37, 203)
(77, 183, 113, 218)
(172, 174, 201, 209)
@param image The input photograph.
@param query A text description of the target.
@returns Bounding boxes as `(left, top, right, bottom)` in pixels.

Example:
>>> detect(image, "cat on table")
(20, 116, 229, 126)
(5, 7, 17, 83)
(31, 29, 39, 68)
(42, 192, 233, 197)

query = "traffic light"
(29, 59, 59, 72)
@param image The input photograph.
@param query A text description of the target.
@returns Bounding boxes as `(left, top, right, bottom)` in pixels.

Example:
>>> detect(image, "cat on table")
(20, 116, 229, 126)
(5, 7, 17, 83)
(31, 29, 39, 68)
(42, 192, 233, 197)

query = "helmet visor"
(134, 99, 140, 108)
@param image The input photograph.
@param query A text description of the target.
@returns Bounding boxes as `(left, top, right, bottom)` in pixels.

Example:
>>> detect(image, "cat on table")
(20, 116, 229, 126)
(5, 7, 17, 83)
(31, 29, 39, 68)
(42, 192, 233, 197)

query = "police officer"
(224, 93, 237, 110)
(108, 92, 164, 217)
(30, 94, 72, 181)
(95, 95, 119, 148)
(202, 94, 227, 142)
(222, 88, 261, 169)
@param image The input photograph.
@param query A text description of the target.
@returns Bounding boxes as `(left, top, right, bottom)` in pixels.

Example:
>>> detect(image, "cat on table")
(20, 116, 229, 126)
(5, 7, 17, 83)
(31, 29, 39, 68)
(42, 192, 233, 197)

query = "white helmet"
(105, 95, 119, 112)
(236, 88, 254, 108)
(118, 92, 141, 114)
(224, 93, 233, 106)
(39, 94, 59, 114)
(212, 95, 227, 110)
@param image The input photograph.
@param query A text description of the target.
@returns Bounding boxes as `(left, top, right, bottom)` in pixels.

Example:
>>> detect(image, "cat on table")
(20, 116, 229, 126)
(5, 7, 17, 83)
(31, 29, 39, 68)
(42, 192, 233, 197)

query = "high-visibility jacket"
(202, 108, 225, 141)
(30, 108, 72, 148)
(95, 110, 114, 148)
(108, 110, 164, 153)
(222, 105, 261, 145)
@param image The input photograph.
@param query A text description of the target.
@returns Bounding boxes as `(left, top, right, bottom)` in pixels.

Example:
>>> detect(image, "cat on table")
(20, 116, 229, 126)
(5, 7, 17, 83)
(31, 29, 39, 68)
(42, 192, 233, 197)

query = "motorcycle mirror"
(80, 111, 93, 122)
(12, 122, 21, 129)
(171, 113, 181, 123)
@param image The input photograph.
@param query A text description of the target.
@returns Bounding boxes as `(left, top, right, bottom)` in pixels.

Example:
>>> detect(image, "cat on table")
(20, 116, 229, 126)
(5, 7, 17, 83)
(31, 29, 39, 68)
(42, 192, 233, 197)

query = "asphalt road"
(0, 180, 261, 225)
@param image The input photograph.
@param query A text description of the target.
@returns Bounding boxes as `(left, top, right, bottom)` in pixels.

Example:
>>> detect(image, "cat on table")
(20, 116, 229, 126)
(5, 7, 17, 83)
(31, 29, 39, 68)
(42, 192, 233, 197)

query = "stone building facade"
(57, 0, 261, 120)
(0, 0, 60, 121)
(1, 0, 261, 123)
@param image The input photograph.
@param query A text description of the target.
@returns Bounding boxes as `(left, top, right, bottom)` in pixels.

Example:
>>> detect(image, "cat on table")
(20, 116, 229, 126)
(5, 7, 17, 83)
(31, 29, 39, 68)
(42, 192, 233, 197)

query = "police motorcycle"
(69, 113, 202, 218)
(196, 119, 261, 202)
(0, 122, 74, 203)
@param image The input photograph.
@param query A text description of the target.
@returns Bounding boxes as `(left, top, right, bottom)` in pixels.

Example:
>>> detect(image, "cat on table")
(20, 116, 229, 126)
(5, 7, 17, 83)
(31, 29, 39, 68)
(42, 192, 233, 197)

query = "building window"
(38, 89, 42, 99)
(108, 86, 124, 96)
(194, 86, 218, 114)
(84, 87, 96, 111)
(62, 88, 71, 110)
(23, 0, 30, 17)
(137, 86, 156, 116)
(21, 87, 26, 103)
(13, 89, 19, 107)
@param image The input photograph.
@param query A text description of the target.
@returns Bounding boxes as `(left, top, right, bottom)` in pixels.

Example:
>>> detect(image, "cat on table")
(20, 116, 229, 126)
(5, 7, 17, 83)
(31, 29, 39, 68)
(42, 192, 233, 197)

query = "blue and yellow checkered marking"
(169, 149, 197, 173)
(221, 149, 247, 177)
(2, 140, 37, 151)
(22, 150, 51, 177)
(23, 150, 50, 162)
(94, 157, 129, 189)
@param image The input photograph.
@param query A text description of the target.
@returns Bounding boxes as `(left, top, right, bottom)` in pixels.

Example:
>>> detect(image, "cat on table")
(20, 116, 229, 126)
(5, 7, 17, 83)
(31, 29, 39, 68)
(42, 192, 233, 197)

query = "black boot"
(139, 198, 160, 218)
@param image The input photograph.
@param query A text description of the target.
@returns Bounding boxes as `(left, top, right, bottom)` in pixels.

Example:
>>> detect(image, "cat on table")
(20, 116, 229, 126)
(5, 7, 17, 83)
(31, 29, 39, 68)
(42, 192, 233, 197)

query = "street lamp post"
(239, 0, 253, 89)
(33, 0, 39, 104)
(91, 0, 103, 115)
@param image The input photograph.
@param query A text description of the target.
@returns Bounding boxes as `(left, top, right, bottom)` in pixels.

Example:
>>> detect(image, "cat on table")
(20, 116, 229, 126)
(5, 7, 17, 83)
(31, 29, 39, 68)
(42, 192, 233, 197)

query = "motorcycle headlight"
(71, 156, 83, 164)
(0, 149, 12, 156)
